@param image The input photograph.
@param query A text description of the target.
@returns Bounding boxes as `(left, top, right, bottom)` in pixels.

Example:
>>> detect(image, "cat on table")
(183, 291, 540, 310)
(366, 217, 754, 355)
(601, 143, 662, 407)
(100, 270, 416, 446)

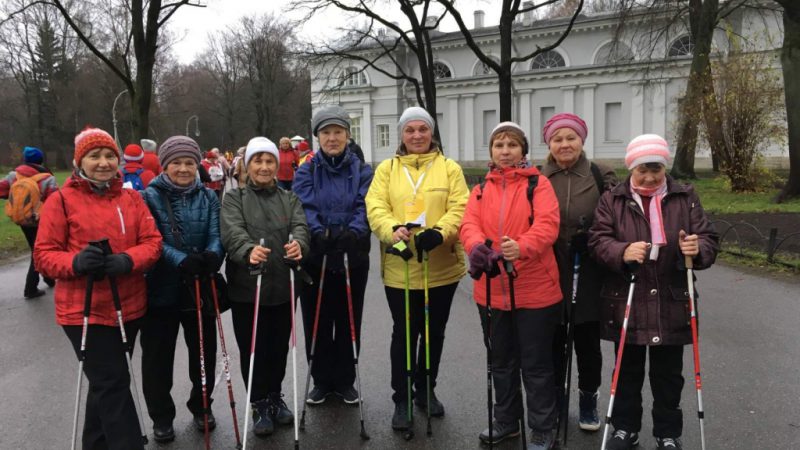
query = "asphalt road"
(1, 243, 798, 450)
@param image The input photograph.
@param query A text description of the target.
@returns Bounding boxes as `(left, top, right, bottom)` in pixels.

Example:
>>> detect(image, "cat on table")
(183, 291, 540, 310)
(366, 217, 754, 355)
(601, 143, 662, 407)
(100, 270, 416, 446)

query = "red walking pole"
(300, 235, 328, 430)
(209, 275, 242, 448)
(685, 255, 707, 450)
(193, 277, 210, 450)
(344, 252, 370, 440)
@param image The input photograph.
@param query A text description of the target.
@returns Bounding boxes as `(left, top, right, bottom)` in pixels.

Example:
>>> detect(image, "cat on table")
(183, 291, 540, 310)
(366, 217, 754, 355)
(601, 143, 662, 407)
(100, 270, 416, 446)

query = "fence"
(711, 220, 800, 269)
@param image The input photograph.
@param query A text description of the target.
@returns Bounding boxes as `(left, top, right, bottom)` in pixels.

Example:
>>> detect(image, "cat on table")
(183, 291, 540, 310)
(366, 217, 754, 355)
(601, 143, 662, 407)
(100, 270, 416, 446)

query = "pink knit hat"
(625, 134, 670, 169)
(542, 113, 588, 144)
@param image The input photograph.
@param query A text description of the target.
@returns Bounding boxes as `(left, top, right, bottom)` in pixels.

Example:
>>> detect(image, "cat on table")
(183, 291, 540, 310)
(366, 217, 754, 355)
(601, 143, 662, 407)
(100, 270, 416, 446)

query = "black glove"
(103, 253, 133, 277)
(335, 230, 359, 254)
(179, 254, 205, 276)
(72, 245, 105, 276)
(201, 251, 222, 274)
(386, 241, 413, 261)
(570, 231, 589, 256)
(312, 232, 332, 255)
(415, 229, 443, 253)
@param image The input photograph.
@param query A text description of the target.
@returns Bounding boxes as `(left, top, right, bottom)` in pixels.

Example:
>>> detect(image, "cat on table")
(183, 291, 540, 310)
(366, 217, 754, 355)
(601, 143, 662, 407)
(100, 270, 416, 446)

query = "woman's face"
(401, 120, 433, 154)
(80, 148, 119, 182)
(491, 133, 525, 168)
(165, 157, 198, 187)
(548, 127, 583, 169)
(318, 125, 348, 157)
(247, 152, 277, 186)
(280, 139, 292, 150)
(631, 163, 666, 189)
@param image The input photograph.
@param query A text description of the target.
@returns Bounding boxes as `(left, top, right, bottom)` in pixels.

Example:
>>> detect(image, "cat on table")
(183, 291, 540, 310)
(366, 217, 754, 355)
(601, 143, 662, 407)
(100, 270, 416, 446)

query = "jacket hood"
(396, 150, 439, 169)
(14, 163, 51, 177)
(65, 172, 123, 195)
(314, 148, 358, 173)
(151, 172, 202, 194)
(485, 165, 542, 184)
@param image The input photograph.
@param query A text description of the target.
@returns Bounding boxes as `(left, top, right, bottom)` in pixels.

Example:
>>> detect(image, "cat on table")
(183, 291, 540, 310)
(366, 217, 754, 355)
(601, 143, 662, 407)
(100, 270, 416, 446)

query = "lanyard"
(402, 163, 432, 197)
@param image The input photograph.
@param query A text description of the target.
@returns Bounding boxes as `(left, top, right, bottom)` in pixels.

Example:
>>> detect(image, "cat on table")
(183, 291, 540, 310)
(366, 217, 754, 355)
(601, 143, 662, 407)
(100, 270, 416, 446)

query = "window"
(540, 107, 555, 143)
(482, 110, 497, 145)
(432, 62, 453, 79)
(377, 124, 390, 148)
(339, 67, 367, 87)
(594, 42, 635, 65)
(473, 57, 498, 76)
(350, 116, 362, 145)
(530, 51, 566, 70)
(605, 102, 622, 142)
(668, 35, 694, 58)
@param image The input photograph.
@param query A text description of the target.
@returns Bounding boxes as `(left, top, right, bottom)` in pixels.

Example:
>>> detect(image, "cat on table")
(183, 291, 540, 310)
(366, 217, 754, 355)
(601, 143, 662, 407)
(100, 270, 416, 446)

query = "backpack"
(208, 163, 225, 182)
(477, 175, 539, 226)
(123, 168, 145, 191)
(5, 172, 50, 226)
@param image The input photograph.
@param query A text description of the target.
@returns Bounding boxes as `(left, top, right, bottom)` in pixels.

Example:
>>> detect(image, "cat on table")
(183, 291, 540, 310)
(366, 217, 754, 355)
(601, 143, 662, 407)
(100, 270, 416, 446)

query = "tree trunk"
(700, 64, 731, 170)
(498, 5, 514, 122)
(777, 2, 800, 202)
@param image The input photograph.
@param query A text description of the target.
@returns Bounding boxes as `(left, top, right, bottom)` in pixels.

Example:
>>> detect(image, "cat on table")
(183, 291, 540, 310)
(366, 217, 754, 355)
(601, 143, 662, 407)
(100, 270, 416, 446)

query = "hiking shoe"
(391, 402, 412, 430)
(306, 386, 332, 405)
(478, 420, 520, 444)
(43, 277, 55, 287)
(335, 385, 360, 404)
(24, 289, 45, 299)
(656, 437, 683, 449)
(252, 400, 274, 436)
(607, 429, 639, 450)
(528, 428, 556, 450)
(414, 390, 445, 417)
(153, 424, 175, 443)
(268, 392, 294, 425)
(579, 390, 601, 431)
(193, 412, 216, 431)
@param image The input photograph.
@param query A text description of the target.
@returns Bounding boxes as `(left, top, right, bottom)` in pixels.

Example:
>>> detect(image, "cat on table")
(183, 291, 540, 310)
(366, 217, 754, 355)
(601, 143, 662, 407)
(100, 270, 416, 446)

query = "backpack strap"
(527, 175, 539, 226)
(159, 189, 184, 249)
(590, 162, 605, 194)
(476, 179, 487, 200)
(135, 168, 144, 176)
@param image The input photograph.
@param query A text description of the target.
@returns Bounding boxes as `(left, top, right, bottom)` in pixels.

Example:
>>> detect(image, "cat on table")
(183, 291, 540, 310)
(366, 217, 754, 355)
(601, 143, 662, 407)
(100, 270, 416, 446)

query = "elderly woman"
(588, 134, 718, 450)
(221, 137, 309, 437)
(34, 127, 162, 449)
(277, 137, 300, 190)
(539, 113, 617, 433)
(365, 106, 469, 431)
(293, 105, 374, 405)
(460, 122, 562, 450)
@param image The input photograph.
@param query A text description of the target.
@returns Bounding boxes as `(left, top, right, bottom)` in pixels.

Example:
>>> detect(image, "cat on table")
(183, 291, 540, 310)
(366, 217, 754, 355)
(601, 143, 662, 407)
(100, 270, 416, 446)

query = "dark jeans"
(552, 321, 602, 395)
(22, 225, 42, 295)
(611, 344, 684, 438)
(230, 301, 291, 402)
(140, 305, 217, 428)
(300, 264, 367, 391)
(385, 282, 457, 404)
(478, 302, 560, 433)
(63, 321, 144, 450)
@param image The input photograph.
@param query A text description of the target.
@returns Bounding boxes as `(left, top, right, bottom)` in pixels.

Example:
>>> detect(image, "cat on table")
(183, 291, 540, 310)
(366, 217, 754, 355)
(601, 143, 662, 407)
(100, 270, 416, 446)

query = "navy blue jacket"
(293, 148, 373, 271)
(142, 174, 224, 308)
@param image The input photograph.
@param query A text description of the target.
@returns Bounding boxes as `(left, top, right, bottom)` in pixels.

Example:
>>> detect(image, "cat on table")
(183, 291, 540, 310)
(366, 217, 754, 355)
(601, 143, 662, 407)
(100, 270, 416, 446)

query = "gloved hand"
(201, 251, 222, 274)
(570, 231, 589, 256)
(468, 243, 492, 279)
(104, 253, 133, 277)
(72, 245, 105, 276)
(178, 254, 205, 276)
(386, 240, 413, 261)
(312, 232, 332, 255)
(415, 229, 443, 253)
(335, 230, 359, 254)
(486, 250, 503, 278)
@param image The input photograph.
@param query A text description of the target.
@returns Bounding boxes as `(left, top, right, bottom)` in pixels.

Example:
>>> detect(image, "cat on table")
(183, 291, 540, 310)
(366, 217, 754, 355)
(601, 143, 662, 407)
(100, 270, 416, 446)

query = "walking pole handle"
(685, 255, 694, 270)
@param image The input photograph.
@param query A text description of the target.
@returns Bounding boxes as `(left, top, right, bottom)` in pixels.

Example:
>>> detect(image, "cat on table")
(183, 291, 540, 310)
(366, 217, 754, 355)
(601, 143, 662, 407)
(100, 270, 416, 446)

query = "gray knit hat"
(140, 139, 157, 153)
(158, 135, 202, 168)
(398, 106, 435, 133)
(312, 105, 351, 136)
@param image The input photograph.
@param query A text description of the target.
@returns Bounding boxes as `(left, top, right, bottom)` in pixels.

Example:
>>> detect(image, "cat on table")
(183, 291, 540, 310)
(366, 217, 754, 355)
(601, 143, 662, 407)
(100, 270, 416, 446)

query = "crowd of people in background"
(0, 105, 719, 450)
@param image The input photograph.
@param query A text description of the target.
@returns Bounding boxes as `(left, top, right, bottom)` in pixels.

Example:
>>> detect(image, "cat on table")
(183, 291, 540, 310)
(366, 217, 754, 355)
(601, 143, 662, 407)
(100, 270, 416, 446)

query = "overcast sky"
(170, 0, 502, 64)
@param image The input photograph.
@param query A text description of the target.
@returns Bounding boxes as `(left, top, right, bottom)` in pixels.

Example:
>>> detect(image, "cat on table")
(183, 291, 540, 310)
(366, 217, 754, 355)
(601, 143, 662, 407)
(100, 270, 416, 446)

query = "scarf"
(488, 157, 530, 171)
(630, 177, 668, 260)
(159, 172, 198, 195)
(77, 169, 113, 193)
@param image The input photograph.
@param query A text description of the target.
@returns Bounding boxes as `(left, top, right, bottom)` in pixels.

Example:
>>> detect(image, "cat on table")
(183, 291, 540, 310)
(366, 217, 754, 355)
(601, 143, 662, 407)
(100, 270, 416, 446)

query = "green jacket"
(221, 182, 310, 306)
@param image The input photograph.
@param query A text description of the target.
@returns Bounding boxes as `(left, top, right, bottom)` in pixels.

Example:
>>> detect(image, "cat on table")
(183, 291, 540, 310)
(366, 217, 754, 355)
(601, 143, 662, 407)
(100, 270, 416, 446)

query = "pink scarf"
(630, 178, 668, 259)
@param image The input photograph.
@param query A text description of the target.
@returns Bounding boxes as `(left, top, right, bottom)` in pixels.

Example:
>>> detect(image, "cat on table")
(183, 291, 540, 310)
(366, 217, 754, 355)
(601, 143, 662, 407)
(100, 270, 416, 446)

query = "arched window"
(594, 42, 635, 65)
(339, 66, 368, 87)
(473, 57, 499, 76)
(668, 35, 694, 58)
(530, 50, 566, 70)
(432, 61, 453, 79)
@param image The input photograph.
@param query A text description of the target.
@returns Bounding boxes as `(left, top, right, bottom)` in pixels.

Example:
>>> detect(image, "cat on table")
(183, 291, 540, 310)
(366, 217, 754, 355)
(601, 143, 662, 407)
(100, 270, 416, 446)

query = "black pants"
(63, 321, 144, 450)
(385, 282, 457, 404)
(140, 305, 217, 428)
(230, 301, 291, 402)
(611, 344, 684, 438)
(22, 225, 41, 295)
(552, 321, 602, 394)
(300, 264, 367, 391)
(478, 302, 560, 433)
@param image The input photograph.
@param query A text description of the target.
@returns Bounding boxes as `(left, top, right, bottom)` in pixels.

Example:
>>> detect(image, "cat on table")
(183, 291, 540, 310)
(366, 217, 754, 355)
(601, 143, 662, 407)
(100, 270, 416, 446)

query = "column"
(580, 84, 597, 158)
(561, 85, 576, 113)
(629, 80, 645, 138)
(463, 94, 476, 162)
(651, 79, 668, 138)
(360, 100, 373, 163)
(447, 95, 460, 160)
(518, 89, 533, 142)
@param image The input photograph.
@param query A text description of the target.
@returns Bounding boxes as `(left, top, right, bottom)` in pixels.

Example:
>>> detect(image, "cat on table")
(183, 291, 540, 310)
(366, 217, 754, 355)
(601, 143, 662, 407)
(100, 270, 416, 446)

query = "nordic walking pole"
(562, 250, 581, 446)
(299, 233, 328, 431)
(344, 252, 371, 440)
(600, 266, 638, 450)
(684, 243, 707, 450)
(70, 274, 94, 450)
(419, 243, 432, 437)
(192, 277, 211, 450)
(93, 239, 148, 445)
(386, 238, 415, 441)
(503, 255, 526, 450)
(242, 238, 265, 450)
(286, 233, 301, 450)
(471, 239, 495, 449)
(209, 274, 242, 449)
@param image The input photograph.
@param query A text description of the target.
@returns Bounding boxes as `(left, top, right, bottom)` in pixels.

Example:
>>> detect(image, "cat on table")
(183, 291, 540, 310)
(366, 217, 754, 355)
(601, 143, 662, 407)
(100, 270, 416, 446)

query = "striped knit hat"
(625, 134, 670, 170)
(73, 127, 119, 166)
(542, 113, 588, 144)
(123, 144, 144, 163)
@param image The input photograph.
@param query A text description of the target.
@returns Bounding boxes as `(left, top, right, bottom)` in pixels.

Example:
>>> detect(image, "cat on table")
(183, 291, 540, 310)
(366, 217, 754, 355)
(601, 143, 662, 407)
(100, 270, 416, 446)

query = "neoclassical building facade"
(309, 6, 784, 165)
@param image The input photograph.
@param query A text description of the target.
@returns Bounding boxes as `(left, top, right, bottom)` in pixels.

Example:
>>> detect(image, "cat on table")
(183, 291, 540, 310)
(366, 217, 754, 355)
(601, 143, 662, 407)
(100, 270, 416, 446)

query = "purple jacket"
(588, 175, 718, 346)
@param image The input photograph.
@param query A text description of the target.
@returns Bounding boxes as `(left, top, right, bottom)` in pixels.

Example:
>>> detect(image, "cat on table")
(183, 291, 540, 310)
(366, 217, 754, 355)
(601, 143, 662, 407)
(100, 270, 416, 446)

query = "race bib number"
(405, 194, 426, 227)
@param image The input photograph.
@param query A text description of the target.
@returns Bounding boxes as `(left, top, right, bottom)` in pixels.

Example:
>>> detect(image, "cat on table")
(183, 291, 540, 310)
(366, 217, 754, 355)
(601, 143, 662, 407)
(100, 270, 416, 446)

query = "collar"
(541, 152, 590, 177)
(611, 174, 690, 199)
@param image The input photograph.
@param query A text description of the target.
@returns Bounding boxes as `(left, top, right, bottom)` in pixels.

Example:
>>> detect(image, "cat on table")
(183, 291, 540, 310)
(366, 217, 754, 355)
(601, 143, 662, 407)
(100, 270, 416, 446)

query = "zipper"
(116, 205, 126, 235)
(497, 172, 509, 310)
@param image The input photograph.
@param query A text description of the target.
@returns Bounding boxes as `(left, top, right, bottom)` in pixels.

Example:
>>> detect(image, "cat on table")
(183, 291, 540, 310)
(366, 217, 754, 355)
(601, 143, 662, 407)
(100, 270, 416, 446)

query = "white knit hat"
(245, 137, 279, 167)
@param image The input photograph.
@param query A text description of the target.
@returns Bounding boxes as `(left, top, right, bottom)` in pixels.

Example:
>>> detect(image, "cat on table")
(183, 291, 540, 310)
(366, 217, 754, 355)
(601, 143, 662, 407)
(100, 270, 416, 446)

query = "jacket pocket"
(666, 286, 691, 331)
(599, 284, 627, 335)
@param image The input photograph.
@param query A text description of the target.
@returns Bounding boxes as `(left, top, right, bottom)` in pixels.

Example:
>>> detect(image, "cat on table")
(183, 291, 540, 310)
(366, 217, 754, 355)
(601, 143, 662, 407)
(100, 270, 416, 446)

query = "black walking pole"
(70, 273, 94, 450)
(472, 239, 497, 449)
(503, 258, 527, 450)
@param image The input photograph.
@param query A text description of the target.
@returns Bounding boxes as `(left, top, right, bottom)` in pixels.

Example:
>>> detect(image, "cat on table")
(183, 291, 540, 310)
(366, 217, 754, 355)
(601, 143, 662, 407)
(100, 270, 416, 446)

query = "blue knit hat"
(23, 146, 44, 164)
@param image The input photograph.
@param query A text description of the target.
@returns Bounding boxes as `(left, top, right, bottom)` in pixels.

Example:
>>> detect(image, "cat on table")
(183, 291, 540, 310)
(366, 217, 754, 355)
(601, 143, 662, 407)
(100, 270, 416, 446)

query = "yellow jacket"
(366, 151, 468, 289)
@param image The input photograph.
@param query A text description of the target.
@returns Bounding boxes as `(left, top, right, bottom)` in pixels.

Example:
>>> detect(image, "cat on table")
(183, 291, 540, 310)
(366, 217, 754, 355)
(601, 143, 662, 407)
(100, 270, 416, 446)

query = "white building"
(309, 5, 784, 165)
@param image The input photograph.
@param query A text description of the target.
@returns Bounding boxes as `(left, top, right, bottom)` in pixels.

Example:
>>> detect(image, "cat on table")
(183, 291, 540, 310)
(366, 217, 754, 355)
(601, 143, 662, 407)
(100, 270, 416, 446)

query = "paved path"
(1, 245, 798, 449)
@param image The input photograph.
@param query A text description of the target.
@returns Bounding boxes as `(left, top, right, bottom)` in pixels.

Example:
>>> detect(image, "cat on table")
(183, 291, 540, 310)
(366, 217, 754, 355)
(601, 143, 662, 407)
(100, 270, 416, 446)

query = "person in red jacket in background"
(34, 127, 162, 450)
(459, 122, 562, 450)
(201, 151, 225, 200)
(0, 146, 58, 299)
(121, 144, 156, 190)
(277, 137, 300, 190)
(140, 138, 162, 175)
(296, 140, 314, 166)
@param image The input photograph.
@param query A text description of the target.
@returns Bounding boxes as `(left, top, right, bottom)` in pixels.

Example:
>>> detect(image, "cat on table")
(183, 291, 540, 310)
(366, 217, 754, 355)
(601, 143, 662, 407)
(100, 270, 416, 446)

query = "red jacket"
(121, 161, 155, 188)
(459, 166, 562, 310)
(142, 152, 162, 175)
(202, 159, 224, 191)
(34, 175, 162, 326)
(277, 148, 299, 182)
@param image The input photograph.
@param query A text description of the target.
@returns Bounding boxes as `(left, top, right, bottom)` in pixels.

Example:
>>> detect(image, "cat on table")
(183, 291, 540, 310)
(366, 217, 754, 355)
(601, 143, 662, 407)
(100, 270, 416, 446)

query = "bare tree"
(774, 0, 800, 202)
